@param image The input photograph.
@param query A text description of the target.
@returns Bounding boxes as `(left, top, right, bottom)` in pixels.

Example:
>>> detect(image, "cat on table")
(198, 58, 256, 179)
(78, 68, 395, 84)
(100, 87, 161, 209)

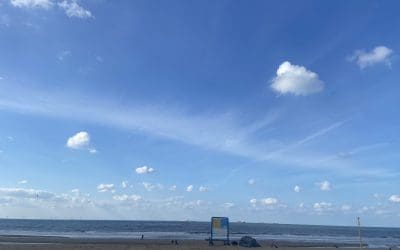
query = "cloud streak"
(0, 84, 282, 162)
(0, 83, 377, 175)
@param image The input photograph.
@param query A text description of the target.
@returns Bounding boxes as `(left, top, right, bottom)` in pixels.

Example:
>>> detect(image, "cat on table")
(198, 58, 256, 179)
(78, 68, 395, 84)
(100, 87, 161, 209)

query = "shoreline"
(0, 235, 371, 247)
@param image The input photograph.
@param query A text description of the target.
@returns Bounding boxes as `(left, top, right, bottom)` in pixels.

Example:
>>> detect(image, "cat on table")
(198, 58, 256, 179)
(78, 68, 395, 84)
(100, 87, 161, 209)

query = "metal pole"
(357, 217, 363, 250)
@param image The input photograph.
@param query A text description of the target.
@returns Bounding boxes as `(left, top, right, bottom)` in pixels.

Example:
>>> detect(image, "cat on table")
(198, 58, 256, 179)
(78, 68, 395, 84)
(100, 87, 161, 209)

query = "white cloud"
(248, 179, 255, 185)
(341, 204, 352, 211)
(142, 182, 155, 191)
(270, 61, 324, 96)
(58, 0, 92, 19)
(66, 131, 90, 149)
(88, 148, 97, 154)
(18, 180, 28, 185)
(260, 197, 278, 206)
(142, 182, 162, 192)
(183, 199, 206, 209)
(389, 195, 400, 203)
(360, 206, 369, 213)
(0, 188, 54, 199)
(349, 46, 393, 69)
(96, 183, 114, 193)
(169, 185, 177, 191)
(135, 166, 155, 174)
(223, 202, 234, 208)
(10, 0, 53, 9)
(313, 202, 332, 212)
(316, 180, 331, 191)
(71, 188, 79, 194)
(249, 197, 282, 209)
(121, 181, 128, 189)
(113, 194, 141, 202)
(199, 186, 208, 192)
(294, 185, 301, 193)
(186, 185, 194, 192)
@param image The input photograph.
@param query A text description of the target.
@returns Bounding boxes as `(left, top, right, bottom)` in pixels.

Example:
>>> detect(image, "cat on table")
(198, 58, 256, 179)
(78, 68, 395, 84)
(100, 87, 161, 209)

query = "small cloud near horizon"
(316, 180, 331, 191)
(135, 166, 155, 174)
(97, 183, 115, 193)
(186, 185, 194, 192)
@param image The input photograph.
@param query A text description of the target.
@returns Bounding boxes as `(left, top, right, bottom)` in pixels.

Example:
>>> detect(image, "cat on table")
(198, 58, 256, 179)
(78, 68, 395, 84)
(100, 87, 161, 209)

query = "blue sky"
(0, 0, 400, 226)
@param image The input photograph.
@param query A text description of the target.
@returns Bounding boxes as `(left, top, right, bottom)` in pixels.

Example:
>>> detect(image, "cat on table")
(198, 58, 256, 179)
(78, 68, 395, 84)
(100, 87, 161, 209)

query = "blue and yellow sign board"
(210, 217, 229, 245)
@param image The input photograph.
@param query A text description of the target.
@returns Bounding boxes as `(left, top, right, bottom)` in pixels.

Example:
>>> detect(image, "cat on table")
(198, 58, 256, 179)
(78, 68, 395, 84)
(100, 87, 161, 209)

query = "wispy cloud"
(263, 120, 346, 161)
(9, 0, 93, 19)
(198, 186, 209, 192)
(97, 183, 114, 193)
(292, 121, 345, 147)
(389, 195, 400, 203)
(313, 202, 333, 212)
(0, 84, 283, 162)
(10, 0, 53, 9)
(0, 187, 54, 199)
(0, 83, 373, 175)
(349, 46, 393, 69)
(316, 180, 331, 191)
(58, 0, 93, 19)
(142, 182, 162, 192)
(113, 194, 141, 202)
(337, 142, 390, 158)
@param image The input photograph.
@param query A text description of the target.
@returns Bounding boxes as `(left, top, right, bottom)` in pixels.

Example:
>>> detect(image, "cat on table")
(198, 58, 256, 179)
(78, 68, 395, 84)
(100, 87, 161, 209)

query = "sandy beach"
(0, 235, 378, 250)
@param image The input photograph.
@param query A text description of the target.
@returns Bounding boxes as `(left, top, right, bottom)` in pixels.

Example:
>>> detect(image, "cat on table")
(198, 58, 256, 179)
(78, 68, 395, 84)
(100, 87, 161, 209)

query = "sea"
(0, 219, 399, 248)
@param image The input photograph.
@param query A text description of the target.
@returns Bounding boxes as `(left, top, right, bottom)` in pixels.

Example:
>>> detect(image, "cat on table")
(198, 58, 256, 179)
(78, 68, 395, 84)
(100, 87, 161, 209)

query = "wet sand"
(0, 235, 380, 250)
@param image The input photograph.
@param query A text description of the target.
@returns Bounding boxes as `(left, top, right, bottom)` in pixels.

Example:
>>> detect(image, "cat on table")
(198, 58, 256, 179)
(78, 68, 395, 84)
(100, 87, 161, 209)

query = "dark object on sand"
(141, 234, 144, 240)
(270, 241, 278, 248)
(239, 236, 261, 248)
(231, 241, 238, 246)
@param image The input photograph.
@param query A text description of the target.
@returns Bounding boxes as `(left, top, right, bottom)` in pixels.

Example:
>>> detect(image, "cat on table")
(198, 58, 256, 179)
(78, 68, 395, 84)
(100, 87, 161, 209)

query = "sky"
(0, 0, 399, 227)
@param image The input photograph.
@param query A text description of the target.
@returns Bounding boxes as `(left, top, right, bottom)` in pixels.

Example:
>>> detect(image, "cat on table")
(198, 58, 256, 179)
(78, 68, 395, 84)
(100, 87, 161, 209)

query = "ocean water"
(0, 219, 399, 247)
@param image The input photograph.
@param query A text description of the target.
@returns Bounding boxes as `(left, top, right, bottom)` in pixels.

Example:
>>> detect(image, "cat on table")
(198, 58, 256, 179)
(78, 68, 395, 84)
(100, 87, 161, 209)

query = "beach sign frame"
(209, 217, 230, 245)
